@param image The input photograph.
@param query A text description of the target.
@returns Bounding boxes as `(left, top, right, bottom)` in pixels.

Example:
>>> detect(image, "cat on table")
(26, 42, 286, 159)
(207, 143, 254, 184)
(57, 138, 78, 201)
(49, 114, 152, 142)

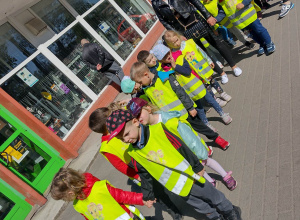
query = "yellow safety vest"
(200, 37, 210, 48)
(73, 180, 145, 220)
(182, 39, 214, 82)
(128, 123, 205, 197)
(174, 54, 207, 101)
(252, 0, 261, 12)
(219, 0, 257, 29)
(145, 70, 189, 119)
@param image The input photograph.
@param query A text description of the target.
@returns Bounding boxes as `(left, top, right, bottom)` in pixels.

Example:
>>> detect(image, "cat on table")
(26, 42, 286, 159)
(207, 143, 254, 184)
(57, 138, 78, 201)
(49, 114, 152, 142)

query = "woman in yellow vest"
(105, 109, 242, 220)
(50, 168, 150, 220)
(127, 97, 238, 190)
(218, 0, 275, 56)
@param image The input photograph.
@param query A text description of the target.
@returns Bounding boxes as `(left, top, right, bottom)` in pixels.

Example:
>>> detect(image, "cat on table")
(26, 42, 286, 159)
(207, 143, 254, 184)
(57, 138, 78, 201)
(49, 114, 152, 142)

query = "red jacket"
(79, 173, 144, 219)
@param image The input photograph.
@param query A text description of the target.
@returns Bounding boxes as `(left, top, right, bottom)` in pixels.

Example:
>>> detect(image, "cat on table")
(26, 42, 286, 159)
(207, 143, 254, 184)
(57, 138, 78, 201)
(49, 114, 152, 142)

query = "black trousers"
(186, 115, 219, 140)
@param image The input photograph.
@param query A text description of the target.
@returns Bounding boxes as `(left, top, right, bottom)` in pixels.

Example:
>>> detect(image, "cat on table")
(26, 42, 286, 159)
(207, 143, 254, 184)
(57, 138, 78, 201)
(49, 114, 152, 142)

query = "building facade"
(0, 0, 164, 218)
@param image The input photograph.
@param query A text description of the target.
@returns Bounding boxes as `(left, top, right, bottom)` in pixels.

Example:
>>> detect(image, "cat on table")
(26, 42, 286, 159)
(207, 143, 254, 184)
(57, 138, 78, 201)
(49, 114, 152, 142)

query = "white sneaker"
(221, 74, 229, 84)
(221, 113, 233, 125)
(220, 92, 232, 102)
(216, 97, 227, 107)
(233, 67, 242, 77)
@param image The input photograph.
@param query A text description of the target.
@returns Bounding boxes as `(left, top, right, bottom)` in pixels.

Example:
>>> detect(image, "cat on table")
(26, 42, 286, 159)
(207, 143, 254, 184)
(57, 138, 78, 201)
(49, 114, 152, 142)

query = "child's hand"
(197, 168, 205, 177)
(209, 63, 215, 69)
(170, 57, 176, 69)
(236, 3, 244, 10)
(189, 109, 197, 117)
(180, 36, 187, 41)
(207, 16, 217, 26)
(143, 199, 156, 208)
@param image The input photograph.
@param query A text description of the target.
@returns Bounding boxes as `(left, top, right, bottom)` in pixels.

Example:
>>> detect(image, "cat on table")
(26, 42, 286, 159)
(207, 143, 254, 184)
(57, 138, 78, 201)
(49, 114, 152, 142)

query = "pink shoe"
(211, 178, 217, 187)
(223, 171, 237, 191)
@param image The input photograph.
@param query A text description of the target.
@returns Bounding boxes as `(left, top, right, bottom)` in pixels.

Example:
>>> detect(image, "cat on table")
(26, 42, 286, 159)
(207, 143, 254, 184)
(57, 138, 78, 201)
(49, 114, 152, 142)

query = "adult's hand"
(236, 3, 244, 10)
(207, 16, 217, 26)
(96, 64, 102, 71)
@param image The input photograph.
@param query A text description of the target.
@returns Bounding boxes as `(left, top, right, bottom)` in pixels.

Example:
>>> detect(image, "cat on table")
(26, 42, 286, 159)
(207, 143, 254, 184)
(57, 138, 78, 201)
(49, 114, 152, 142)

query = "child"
(50, 168, 151, 220)
(127, 97, 237, 190)
(88, 104, 184, 219)
(121, 76, 149, 101)
(130, 61, 231, 150)
(218, 0, 275, 56)
(152, 38, 232, 130)
(105, 109, 242, 220)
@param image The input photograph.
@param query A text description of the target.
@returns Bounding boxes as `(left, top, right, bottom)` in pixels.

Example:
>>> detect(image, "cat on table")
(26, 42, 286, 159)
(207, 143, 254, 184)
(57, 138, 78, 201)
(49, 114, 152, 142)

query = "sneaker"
(220, 92, 232, 102)
(211, 87, 218, 94)
(211, 178, 217, 187)
(244, 41, 256, 49)
(257, 46, 265, 56)
(223, 171, 237, 191)
(208, 146, 214, 157)
(221, 74, 229, 84)
(233, 67, 242, 77)
(279, 2, 294, 18)
(206, 122, 218, 132)
(221, 113, 233, 125)
(214, 136, 230, 150)
(266, 42, 276, 54)
(216, 61, 224, 69)
(223, 206, 242, 220)
(216, 97, 227, 107)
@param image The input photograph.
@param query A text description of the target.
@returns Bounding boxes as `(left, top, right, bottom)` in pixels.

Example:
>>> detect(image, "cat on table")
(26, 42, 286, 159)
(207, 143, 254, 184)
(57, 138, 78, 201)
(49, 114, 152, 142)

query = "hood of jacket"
(157, 110, 181, 124)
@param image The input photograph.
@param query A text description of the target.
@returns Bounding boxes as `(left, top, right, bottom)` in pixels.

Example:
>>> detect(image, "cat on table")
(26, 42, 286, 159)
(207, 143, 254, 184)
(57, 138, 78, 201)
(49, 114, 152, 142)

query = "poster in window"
(16, 67, 39, 87)
(99, 22, 110, 34)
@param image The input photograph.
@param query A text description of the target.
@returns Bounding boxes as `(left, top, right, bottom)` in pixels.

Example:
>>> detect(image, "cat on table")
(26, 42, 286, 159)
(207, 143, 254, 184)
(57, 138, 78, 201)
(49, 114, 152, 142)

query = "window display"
(66, 0, 99, 15)
(0, 117, 16, 146)
(1, 54, 92, 139)
(84, 0, 141, 59)
(0, 193, 15, 219)
(0, 23, 37, 79)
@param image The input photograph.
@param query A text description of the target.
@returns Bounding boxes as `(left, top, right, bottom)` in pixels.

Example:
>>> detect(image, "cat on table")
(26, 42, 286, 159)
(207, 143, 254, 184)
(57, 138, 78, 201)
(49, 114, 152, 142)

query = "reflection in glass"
(31, 0, 75, 34)
(0, 23, 37, 79)
(84, 0, 141, 59)
(66, 0, 99, 15)
(48, 24, 110, 94)
(1, 135, 51, 182)
(1, 54, 92, 139)
(114, 0, 156, 34)
(0, 193, 15, 219)
(0, 117, 17, 146)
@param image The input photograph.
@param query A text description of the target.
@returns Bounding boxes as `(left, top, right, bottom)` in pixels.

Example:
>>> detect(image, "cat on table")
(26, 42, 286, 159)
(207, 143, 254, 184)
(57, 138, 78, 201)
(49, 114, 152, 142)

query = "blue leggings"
(217, 26, 234, 41)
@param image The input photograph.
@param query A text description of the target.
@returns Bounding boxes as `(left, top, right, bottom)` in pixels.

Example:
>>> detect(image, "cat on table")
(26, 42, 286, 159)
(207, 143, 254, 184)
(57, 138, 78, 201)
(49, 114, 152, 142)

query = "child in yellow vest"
(50, 168, 151, 220)
(105, 109, 242, 220)
(127, 97, 237, 190)
(130, 61, 231, 150)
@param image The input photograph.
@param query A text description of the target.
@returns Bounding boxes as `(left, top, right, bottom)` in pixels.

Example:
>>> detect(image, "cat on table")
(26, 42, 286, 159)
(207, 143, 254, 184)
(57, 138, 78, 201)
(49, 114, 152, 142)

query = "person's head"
(137, 50, 157, 67)
(50, 168, 86, 202)
(89, 102, 123, 134)
(163, 30, 182, 49)
(127, 97, 159, 125)
(106, 109, 140, 144)
(121, 76, 142, 94)
(81, 39, 90, 46)
(130, 62, 154, 86)
(151, 43, 172, 64)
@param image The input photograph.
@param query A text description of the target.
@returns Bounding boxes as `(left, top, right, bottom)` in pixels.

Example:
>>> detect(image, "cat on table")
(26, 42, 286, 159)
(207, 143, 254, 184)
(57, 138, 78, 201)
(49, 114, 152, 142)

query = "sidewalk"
(34, 2, 300, 219)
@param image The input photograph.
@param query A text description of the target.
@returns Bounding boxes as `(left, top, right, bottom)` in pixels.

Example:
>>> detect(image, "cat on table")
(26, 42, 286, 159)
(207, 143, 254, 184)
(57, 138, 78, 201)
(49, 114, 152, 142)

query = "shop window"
(31, 0, 75, 34)
(114, 0, 157, 34)
(1, 54, 92, 139)
(66, 0, 100, 15)
(0, 23, 37, 79)
(84, 0, 141, 59)
(1, 134, 51, 182)
(0, 192, 15, 219)
(48, 24, 110, 94)
(0, 117, 17, 146)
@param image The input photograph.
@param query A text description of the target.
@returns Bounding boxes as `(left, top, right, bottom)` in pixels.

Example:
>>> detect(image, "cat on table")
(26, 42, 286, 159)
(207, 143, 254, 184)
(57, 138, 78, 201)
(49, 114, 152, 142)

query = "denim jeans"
(244, 18, 272, 47)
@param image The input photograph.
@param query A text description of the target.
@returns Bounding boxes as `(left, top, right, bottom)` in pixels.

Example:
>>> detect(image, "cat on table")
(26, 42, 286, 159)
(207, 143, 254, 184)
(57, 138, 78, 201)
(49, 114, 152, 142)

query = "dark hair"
(137, 50, 150, 63)
(50, 168, 86, 201)
(88, 102, 123, 133)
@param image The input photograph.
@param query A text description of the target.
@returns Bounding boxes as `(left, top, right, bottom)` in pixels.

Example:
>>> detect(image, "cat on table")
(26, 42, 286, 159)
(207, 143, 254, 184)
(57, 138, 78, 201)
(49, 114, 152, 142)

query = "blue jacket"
(159, 111, 208, 160)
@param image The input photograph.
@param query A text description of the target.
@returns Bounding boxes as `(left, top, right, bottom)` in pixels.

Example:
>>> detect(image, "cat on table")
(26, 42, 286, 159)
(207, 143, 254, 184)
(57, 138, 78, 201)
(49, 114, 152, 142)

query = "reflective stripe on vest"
(127, 206, 145, 220)
(128, 123, 205, 196)
(231, 7, 256, 27)
(200, 38, 210, 48)
(220, 17, 233, 28)
(160, 99, 188, 116)
(116, 213, 131, 220)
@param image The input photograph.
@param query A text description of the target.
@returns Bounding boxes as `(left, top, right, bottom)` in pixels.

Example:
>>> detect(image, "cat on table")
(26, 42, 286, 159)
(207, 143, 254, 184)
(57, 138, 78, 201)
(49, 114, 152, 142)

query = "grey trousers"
(184, 181, 233, 219)
(103, 61, 124, 86)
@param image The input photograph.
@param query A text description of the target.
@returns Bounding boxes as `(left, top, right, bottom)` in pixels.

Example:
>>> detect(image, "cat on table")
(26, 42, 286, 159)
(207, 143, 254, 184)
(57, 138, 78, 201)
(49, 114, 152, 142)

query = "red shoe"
(215, 136, 230, 150)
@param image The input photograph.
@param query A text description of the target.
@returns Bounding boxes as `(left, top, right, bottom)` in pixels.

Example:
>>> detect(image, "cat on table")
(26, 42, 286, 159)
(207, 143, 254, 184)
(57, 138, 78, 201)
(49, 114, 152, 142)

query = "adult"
(81, 39, 124, 86)
(151, 0, 242, 84)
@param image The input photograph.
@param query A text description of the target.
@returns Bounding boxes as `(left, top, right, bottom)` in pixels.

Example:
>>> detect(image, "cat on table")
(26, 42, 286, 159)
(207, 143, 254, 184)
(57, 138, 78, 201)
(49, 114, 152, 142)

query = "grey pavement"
(49, 2, 300, 220)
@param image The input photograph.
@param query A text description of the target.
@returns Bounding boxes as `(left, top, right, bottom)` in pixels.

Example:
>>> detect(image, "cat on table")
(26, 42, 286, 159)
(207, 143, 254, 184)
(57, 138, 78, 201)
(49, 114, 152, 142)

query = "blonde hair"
(163, 30, 182, 48)
(50, 168, 86, 201)
(143, 102, 160, 113)
(130, 62, 150, 81)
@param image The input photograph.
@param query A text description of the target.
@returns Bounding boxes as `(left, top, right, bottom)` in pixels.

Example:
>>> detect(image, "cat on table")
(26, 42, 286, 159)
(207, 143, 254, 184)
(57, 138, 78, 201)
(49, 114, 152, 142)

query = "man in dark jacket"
(81, 39, 124, 86)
